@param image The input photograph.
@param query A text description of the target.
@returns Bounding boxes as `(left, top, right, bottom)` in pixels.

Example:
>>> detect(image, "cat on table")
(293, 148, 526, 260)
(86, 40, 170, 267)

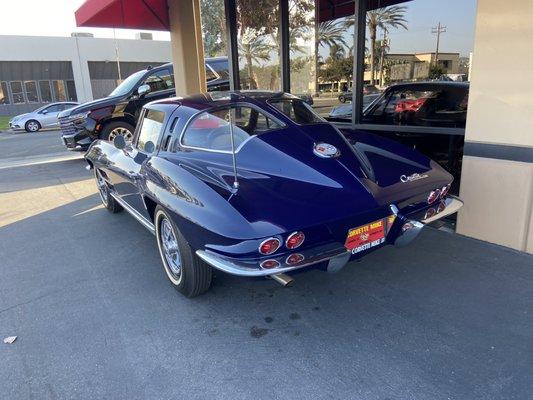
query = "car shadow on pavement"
(0, 158, 90, 194)
(1, 187, 532, 399)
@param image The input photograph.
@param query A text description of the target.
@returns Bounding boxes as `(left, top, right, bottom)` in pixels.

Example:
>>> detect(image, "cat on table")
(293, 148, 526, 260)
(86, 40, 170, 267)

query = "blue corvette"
(85, 91, 463, 297)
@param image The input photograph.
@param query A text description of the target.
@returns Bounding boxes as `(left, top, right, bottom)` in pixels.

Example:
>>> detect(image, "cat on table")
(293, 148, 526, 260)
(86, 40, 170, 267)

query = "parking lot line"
(0, 152, 83, 170)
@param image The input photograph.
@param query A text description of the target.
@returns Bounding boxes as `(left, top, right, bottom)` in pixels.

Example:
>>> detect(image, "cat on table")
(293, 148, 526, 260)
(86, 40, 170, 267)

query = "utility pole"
(431, 22, 446, 66)
(113, 28, 122, 82)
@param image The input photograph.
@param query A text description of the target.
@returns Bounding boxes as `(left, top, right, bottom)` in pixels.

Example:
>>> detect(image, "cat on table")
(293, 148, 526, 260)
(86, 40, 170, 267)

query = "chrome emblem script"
(400, 173, 429, 183)
(313, 143, 339, 158)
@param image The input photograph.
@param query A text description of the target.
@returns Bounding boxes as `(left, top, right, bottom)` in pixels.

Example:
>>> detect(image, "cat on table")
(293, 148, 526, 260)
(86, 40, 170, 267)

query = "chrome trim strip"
(421, 195, 464, 224)
(196, 245, 348, 277)
(110, 193, 156, 235)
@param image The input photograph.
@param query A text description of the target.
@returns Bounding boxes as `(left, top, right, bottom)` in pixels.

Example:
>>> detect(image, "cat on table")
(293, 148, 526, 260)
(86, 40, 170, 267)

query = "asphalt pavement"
(1, 130, 532, 400)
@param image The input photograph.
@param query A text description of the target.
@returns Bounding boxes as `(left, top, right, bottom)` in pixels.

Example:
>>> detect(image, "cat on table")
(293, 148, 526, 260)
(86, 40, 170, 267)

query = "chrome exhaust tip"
(270, 273, 294, 287)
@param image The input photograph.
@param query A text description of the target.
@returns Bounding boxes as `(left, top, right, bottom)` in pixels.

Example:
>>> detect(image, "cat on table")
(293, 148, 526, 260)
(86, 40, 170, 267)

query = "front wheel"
(94, 169, 123, 213)
(99, 121, 135, 143)
(155, 206, 212, 297)
(25, 120, 41, 132)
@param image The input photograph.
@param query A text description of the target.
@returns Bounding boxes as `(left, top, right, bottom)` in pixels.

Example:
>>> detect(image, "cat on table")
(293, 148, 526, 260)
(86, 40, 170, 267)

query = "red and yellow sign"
(345, 215, 396, 254)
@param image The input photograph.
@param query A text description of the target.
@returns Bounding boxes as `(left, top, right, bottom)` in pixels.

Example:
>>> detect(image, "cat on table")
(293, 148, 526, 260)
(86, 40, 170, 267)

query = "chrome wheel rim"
(27, 121, 39, 131)
(108, 127, 133, 143)
(160, 217, 181, 279)
(95, 169, 108, 206)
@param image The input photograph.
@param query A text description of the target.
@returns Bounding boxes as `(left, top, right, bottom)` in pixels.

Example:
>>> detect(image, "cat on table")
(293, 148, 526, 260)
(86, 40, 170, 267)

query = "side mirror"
(113, 135, 126, 150)
(42, 110, 48, 114)
(138, 84, 151, 97)
(144, 141, 155, 154)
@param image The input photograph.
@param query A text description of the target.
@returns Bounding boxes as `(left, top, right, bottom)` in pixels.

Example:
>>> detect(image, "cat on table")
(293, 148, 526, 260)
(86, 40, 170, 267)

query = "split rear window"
(269, 99, 325, 125)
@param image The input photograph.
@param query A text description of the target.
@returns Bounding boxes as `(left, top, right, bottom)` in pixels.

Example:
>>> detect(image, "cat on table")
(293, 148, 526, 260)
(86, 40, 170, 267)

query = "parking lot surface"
(1, 132, 532, 400)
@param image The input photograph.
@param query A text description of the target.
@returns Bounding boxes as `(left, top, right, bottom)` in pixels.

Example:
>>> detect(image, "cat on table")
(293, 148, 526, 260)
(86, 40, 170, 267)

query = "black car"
(362, 81, 469, 128)
(338, 85, 380, 103)
(59, 57, 229, 150)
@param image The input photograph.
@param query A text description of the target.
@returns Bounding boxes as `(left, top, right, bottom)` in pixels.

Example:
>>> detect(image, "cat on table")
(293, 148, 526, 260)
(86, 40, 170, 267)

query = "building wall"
(457, 0, 533, 253)
(0, 35, 171, 116)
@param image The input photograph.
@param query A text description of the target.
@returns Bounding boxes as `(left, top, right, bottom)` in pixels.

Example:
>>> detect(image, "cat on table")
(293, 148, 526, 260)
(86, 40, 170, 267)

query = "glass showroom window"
(24, 81, 39, 103)
(53, 80, 67, 102)
(355, 0, 476, 129)
(65, 80, 78, 102)
(39, 81, 52, 103)
(235, 0, 281, 91)
(289, 0, 355, 121)
(199, 0, 227, 58)
(0, 82, 10, 104)
(10, 81, 25, 104)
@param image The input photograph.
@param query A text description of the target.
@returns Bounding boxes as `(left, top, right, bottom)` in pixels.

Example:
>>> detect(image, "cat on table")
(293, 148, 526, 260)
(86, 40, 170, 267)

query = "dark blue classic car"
(85, 91, 463, 297)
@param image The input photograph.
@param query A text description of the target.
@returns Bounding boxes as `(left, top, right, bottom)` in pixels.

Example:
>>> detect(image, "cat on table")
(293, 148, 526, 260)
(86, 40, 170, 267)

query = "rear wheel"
(155, 206, 212, 297)
(25, 120, 41, 132)
(94, 169, 123, 213)
(99, 121, 134, 144)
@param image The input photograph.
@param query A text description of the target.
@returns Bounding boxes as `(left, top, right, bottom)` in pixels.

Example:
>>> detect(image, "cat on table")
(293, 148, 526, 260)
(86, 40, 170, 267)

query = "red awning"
(318, 0, 412, 22)
(75, 0, 170, 31)
(75, 0, 411, 30)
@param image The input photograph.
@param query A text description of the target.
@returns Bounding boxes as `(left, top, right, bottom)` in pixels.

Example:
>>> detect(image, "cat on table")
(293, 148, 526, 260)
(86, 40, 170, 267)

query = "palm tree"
(315, 20, 348, 94)
(366, 6, 408, 84)
(238, 28, 273, 89)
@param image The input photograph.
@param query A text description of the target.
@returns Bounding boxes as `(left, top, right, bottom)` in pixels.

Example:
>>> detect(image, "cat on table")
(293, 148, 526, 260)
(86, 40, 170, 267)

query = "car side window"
(43, 104, 61, 113)
(142, 69, 174, 93)
(181, 105, 283, 152)
(136, 109, 165, 154)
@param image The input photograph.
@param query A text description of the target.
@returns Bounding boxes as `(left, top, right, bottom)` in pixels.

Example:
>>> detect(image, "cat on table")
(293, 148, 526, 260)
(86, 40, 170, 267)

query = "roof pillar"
(168, 0, 207, 95)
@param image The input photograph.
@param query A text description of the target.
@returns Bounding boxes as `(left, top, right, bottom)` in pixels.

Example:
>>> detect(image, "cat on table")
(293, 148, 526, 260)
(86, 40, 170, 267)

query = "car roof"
(151, 56, 228, 72)
(385, 81, 469, 90)
(149, 91, 300, 111)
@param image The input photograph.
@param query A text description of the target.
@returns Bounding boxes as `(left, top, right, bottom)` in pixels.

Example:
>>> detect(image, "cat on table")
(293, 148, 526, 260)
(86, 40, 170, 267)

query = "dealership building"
(0, 33, 170, 116)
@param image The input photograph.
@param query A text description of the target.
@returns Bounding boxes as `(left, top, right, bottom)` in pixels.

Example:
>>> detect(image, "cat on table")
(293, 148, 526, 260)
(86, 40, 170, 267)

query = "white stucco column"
(168, 0, 207, 95)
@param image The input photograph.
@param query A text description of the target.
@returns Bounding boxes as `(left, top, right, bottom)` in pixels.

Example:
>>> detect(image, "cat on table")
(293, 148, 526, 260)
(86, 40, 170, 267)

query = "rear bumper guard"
(394, 195, 463, 247)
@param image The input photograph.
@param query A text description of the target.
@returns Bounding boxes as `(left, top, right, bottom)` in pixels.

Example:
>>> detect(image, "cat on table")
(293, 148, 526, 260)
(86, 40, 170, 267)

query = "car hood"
(58, 95, 124, 118)
(12, 113, 31, 121)
(174, 123, 451, 234)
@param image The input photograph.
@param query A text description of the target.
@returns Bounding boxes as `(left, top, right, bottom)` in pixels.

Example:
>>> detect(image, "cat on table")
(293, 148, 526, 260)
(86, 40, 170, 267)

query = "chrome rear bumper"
(198, 196, 464, 276)
(196, 243, 349, 277)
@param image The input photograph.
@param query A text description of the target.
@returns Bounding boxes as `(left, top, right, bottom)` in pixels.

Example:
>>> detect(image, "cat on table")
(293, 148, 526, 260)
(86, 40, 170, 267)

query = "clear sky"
(0, 0, 476, 56)
(379, 0, 477, 57)
(0, 0, 171, 41)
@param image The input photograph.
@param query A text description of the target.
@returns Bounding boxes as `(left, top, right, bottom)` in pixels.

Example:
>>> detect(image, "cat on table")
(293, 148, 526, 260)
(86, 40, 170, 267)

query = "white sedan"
(9, 102, 79, 132)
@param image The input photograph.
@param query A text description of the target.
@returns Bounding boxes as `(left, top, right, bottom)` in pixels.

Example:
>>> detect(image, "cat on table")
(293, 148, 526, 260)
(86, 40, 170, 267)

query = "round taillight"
(259, 238, 281, 255)
(424, 208, 437, 220)
(441, 184, 450, 198)
(427, 189, 441, 204)
(286, 253, 304, 266)
(286, 231, 305, 249)
(260, 259, 280, 269)
(437, 201, 446, 214)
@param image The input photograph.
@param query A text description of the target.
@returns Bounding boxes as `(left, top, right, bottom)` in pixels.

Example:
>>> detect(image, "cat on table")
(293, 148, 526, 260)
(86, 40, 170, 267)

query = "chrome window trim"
(178, 102, 286, 154)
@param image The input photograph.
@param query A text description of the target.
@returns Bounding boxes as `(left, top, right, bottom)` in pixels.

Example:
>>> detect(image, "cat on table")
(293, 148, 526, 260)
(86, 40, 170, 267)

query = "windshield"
(109, 70, 146, 97)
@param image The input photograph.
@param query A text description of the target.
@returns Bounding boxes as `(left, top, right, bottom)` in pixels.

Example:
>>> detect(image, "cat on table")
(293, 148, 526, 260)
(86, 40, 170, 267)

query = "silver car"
(9, 102, 79, 132)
